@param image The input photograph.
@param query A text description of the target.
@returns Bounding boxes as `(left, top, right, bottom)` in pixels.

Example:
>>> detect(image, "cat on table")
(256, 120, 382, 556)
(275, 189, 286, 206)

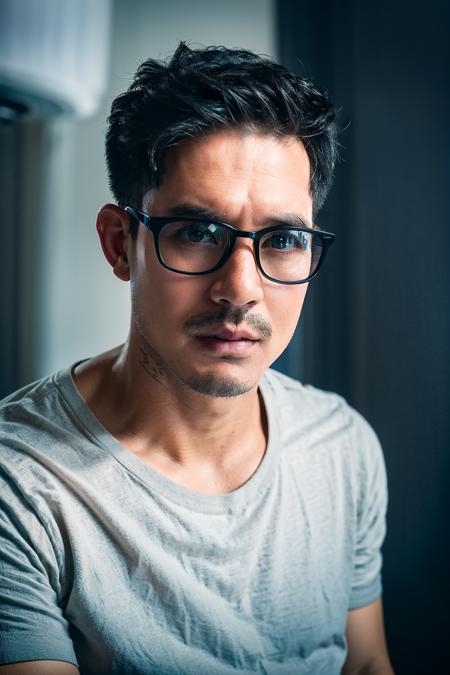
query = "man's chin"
(184, 371, 254, 398)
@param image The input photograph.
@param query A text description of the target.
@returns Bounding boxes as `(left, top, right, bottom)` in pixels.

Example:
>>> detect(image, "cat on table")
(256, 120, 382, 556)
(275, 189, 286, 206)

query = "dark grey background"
(276, 0, 450, 672)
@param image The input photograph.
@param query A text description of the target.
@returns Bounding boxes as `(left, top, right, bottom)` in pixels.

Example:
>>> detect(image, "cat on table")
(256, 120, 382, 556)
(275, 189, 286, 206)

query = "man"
(0, 43, 394, 674)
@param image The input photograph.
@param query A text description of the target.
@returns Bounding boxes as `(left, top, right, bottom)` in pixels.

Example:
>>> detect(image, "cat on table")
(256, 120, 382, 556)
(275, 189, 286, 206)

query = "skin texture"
(2, 130, 393, 674)
(126, 129, 312, 400)
(343, 597, 394, 674)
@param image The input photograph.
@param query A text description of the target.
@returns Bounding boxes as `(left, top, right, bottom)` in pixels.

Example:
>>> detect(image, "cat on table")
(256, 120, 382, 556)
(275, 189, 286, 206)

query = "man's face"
(128, 129, 313, 397)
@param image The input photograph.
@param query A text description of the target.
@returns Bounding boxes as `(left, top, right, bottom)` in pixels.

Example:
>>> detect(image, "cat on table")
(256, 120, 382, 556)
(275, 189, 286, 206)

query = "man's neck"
(72, 344, 268, 494)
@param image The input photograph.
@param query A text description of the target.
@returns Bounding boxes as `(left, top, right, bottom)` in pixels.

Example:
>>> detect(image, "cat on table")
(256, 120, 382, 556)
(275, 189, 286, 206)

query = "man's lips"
(184, 309, 272, 340)
(188, 324, 263, 356)
(197, 327, 260, 341)
(184, 312, 271, 358)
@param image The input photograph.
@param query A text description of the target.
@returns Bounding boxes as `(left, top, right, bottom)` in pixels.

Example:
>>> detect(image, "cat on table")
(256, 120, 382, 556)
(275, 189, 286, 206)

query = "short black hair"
(106, 42, 338, 235)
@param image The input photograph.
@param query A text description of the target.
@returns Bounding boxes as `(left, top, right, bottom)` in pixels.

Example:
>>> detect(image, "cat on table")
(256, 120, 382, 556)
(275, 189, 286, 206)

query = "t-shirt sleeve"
(0, 474, 78, 667)
(348, 412, 388, 610)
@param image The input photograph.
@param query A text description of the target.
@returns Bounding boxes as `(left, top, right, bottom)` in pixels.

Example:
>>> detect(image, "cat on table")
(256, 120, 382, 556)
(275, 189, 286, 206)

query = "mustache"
(184, 307, 272, 339)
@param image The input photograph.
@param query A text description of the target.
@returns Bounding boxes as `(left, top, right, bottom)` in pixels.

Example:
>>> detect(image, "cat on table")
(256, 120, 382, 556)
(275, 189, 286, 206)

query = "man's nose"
(208, 241, 264, 307)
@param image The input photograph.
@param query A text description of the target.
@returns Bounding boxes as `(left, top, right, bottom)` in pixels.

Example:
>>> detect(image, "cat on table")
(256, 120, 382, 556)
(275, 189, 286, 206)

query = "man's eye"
(264, 231, 310, 251)
(174, 222, 219, 244)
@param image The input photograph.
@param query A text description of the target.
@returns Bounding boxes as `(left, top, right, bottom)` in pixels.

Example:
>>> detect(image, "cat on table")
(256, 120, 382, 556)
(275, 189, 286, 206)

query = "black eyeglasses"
(125, 206, 335, 285)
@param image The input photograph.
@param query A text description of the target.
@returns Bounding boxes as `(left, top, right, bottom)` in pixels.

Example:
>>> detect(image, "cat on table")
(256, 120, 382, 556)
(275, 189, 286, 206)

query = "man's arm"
(0, 661, 78, 674)
(342, 597, 394, 675)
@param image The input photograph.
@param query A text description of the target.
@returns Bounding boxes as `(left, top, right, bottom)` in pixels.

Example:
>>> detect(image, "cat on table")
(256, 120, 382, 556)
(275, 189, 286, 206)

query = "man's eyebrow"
(165, 204, 221, 221)
(165, 204, 312, 229)
(272, 214, 311, 229)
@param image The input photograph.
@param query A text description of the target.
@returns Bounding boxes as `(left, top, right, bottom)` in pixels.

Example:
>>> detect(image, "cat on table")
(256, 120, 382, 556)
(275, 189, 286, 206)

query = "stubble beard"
(135, 317, 255, 399)
(184, 368, 253, 398)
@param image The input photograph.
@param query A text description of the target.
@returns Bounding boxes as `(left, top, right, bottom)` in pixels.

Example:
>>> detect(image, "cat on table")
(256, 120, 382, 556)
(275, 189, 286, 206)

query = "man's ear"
(96, 204, 132, 281)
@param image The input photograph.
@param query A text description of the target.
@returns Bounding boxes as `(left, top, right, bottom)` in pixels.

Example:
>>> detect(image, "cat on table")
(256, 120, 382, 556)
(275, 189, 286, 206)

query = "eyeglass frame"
(124, 206, 335, 285)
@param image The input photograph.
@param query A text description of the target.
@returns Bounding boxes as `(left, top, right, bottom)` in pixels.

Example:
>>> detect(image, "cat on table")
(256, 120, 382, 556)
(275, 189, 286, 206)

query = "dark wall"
(0, 121, 21, 397)
(277, 1, 450, 673)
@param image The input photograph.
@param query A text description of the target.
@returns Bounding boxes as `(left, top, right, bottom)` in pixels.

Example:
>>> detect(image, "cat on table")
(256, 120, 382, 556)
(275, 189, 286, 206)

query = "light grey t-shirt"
(0, 365, 387, 674)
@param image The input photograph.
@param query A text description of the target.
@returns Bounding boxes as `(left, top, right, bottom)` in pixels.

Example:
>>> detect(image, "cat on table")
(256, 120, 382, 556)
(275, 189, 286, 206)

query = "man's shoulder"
(262, 368, 384, 468)
(0, 368, 68, 428)
(1, 372, 59, 408)
(0, 364, 102, 530)
(262, 367, 348, 420)
(0, 367, 76, 471)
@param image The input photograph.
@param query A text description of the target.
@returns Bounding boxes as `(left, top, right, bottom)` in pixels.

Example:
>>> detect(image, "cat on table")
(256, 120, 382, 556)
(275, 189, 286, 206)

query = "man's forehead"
(143, 129, 312, 219)
(163, 129, 310, 176)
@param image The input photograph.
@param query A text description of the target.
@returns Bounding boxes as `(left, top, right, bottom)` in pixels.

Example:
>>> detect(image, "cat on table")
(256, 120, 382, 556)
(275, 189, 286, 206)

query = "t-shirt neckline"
(56, 362, 280, 514)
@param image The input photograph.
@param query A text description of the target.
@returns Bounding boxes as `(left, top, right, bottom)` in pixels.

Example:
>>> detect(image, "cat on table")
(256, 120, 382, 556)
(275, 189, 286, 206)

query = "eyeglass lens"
(158, 220, 323, 282)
